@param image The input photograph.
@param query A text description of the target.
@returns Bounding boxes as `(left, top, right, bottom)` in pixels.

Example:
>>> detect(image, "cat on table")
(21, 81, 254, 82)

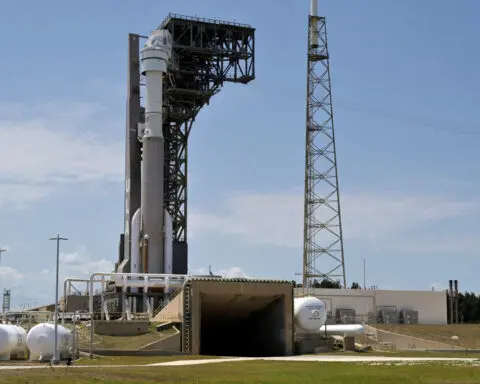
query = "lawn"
(374, 324, 480, 349)
(1, 360, 479, 383)
(74, 322, 176, 350)
(74, 354, 217, 365)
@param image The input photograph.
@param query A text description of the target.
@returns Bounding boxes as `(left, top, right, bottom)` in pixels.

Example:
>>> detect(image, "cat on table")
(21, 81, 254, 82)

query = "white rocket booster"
(138, 29, 172, 274)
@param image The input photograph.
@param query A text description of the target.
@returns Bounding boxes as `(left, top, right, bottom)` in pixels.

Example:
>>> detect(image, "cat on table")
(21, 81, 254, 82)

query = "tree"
(350, 282, 361, 289)
(312, 279, 341, 288)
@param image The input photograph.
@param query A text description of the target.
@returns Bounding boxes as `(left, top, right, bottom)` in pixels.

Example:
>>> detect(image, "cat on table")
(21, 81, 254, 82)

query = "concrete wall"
(64, 295, 89, 312)
(295, 288, 447, 325)
(139, 332, 181, 352)
(153, 293, 183, 322)
(94, 320, 149, 336)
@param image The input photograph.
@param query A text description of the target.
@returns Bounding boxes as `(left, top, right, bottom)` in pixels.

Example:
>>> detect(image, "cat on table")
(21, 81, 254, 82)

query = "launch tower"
(117, 14, 255, 277)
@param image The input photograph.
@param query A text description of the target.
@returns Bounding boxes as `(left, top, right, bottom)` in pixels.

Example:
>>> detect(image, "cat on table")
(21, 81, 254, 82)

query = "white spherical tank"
(26, 323, 72, 361)
(0, 324, 27, 360)
(294, 296, 328, 333)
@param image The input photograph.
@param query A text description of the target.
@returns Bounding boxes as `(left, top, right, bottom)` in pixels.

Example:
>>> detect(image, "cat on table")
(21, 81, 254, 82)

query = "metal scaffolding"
(119, 14, 255, 275)
(302, 12, 346, 288)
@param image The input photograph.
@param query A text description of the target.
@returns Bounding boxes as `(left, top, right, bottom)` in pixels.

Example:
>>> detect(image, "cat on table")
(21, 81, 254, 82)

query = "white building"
(294, 288, 447, 325)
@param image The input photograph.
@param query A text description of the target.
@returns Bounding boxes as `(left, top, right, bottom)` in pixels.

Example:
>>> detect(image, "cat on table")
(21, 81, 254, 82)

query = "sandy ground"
(0, 355, 478, 370)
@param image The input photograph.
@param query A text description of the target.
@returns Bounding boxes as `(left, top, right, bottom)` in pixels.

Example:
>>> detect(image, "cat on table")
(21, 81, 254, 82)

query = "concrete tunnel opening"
(184, 279, 294, 357)
(200, 296, 286, 357)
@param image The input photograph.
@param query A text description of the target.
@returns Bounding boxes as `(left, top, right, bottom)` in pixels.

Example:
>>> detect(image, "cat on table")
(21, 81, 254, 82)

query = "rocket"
(130, 29, 173, 276)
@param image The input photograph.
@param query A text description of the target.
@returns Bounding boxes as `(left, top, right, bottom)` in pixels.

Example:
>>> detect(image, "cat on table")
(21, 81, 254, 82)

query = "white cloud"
(59, 249, 114, 277)
(189, 190, 480, 253)
(0, 100, 124, 208)
(0, 266, 25, 284)
(2, 248, 114, 308)
(190, 191, 302, 248)
(192, 266, 250, 278)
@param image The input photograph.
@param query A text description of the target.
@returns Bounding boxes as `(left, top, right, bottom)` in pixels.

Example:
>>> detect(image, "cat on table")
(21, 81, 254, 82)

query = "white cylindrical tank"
(0, 324, 27, 360)
(294, 296, 327, 332)
(26, 323, 72, 361)
(319, 324, 365, 337)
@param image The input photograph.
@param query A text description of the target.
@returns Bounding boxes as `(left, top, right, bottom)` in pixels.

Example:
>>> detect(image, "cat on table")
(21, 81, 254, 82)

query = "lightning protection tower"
(302, 0, 346, 288)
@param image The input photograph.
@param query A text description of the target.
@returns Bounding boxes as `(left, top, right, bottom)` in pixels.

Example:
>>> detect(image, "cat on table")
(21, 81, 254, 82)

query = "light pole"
(50, 234, 68, 365)
(363, 257, 366, 290)
(0, 248, 7, 266)
(0, 248, 7, 313)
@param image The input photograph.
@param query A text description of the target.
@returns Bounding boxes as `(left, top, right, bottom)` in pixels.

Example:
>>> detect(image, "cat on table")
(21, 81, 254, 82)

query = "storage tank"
(294, 296, 327, 332)
(26, 323, 72, 361)
(0, 324, 27, 360)
(0, 325, 27, 360)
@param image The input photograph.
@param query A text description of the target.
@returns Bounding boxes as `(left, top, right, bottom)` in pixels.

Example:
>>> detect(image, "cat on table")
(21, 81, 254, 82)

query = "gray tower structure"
(302, 2, 346, 288)
(118, 14, 256, 274)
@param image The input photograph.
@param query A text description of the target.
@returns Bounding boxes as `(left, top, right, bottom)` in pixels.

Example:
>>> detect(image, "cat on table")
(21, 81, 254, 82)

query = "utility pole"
(0, 248, 7, 313)
(454, 280, 459, 324)
(49, 234, 68, 365)
(363, 258, 366, 290)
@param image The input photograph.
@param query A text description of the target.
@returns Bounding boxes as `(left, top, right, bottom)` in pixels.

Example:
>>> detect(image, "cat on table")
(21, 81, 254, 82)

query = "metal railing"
(160, 13, 252, 30)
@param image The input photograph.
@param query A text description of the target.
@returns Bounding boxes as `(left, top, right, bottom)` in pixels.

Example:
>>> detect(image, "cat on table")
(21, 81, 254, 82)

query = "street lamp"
(49, 234, 68, 365)
(0, 248, 7, 313)
(0, 248, 7, 266)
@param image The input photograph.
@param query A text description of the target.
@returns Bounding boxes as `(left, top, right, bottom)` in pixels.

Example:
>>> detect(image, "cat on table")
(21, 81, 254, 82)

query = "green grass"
(374, 324, 480, 349)
(1, 360, 480, 383)
(74, 354, 217, 365)
(74, 322, 176, 350)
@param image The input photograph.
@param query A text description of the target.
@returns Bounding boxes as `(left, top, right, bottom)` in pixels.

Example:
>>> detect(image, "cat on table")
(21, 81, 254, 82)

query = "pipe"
(139, 29, 172, 274)
(88, 272, 189, 356)
(319, 324, 365, 337)
(310, 0, 318, 16)
(142, 236, 149, 274)
(309, 0, 319, 49)
(164, 210, 173, 274)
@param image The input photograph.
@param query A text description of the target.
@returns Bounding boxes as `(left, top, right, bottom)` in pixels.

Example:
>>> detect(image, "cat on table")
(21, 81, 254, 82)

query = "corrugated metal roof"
(185, 277, 294, 285)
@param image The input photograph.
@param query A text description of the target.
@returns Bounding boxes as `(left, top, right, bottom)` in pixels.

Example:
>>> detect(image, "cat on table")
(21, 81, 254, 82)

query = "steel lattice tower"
(302, 5, 346, 288)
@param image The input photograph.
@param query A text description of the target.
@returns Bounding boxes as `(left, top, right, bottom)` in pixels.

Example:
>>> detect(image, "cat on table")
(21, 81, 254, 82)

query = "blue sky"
(0, 0, 479, 307)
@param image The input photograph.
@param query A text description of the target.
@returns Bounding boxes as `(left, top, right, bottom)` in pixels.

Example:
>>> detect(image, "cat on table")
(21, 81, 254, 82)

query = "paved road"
(148, 355, 479, 366)
(0, 355, 478, 370)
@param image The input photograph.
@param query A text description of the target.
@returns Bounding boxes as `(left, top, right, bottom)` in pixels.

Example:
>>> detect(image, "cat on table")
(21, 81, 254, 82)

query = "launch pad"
(62, 2, 359, 359)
